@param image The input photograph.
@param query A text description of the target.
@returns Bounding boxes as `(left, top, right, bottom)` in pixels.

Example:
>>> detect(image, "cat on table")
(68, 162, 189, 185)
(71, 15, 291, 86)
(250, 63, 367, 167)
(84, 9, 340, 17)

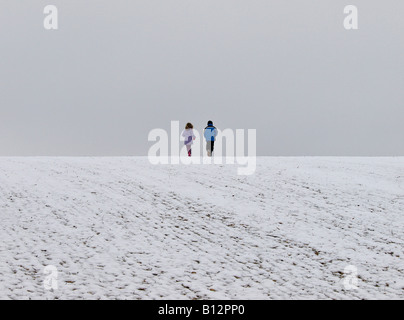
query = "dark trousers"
(206, 141, 215, 153)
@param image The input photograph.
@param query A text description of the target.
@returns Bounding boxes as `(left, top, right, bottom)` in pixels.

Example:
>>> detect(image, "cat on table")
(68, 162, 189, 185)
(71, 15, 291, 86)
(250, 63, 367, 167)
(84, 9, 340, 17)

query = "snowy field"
(0, 157, 403, 300)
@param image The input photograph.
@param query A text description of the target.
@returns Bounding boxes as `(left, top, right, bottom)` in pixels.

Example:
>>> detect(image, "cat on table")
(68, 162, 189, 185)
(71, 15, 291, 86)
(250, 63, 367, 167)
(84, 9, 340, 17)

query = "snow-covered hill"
(0, 157, 403, 300)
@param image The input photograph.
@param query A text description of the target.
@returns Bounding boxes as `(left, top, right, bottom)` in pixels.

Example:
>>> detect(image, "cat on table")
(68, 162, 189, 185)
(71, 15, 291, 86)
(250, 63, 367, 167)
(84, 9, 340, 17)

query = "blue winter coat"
(204, 125, 218, 142)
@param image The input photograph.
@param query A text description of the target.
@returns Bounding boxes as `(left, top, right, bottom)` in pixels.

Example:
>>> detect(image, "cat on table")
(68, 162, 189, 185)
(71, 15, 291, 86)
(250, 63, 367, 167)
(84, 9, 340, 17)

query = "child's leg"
(206, 141, 212, 156)
(186, 144, 192, 157)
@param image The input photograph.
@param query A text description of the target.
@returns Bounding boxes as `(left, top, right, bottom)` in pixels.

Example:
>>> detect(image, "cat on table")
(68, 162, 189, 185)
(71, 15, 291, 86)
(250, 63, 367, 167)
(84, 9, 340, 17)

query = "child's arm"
(214, 128, 218, 138)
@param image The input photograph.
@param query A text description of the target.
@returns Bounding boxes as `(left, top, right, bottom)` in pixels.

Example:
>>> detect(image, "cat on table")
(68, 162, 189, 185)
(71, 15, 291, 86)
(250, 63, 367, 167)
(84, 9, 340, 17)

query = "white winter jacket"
(182, 129, 196, 145)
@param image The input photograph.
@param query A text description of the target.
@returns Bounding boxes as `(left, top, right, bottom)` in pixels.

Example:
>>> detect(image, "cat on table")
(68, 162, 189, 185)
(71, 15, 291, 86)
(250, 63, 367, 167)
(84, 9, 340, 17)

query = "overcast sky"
(0, 0, 403, 156)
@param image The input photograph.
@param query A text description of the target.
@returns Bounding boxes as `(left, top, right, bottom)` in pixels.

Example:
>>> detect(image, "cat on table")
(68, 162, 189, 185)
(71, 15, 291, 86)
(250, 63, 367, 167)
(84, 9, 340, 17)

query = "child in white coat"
(182, 123, 196, 157)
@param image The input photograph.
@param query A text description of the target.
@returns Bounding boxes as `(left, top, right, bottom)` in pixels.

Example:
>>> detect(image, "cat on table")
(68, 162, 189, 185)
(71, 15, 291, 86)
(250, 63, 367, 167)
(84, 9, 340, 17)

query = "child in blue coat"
(204, 120, 218, 157)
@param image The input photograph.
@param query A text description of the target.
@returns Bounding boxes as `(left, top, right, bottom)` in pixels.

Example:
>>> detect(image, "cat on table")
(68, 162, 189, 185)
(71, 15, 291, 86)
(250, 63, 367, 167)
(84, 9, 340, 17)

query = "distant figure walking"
(182, 123, 196, 157)
(204, 120, 218, 157)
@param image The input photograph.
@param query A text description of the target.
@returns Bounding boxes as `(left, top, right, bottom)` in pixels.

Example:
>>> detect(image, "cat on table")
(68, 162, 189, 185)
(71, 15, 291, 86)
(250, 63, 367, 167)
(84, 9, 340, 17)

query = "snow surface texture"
(0, 157, 403, 300)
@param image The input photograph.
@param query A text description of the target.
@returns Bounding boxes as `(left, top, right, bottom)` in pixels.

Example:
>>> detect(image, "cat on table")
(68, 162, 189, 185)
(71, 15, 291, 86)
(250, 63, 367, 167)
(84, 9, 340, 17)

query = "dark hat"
(207, 120, 213, 126)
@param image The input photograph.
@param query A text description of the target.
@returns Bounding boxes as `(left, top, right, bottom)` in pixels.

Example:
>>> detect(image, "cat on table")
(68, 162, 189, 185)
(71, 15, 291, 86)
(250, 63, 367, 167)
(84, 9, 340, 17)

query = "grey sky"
(0, 0, 403, 156)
